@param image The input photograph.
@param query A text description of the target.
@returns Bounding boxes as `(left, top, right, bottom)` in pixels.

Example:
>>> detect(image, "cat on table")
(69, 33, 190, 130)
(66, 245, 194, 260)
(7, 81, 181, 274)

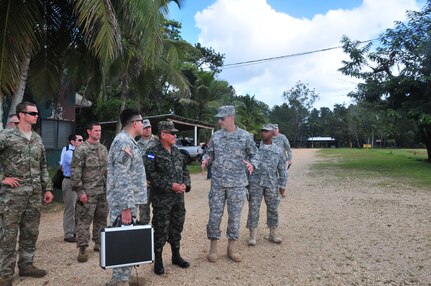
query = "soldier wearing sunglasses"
(0, 102, 54, 285)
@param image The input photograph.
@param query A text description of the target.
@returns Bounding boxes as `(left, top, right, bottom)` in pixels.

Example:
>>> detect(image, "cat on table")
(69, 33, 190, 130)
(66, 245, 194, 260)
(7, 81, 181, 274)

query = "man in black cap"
(144, 121, 191, 275)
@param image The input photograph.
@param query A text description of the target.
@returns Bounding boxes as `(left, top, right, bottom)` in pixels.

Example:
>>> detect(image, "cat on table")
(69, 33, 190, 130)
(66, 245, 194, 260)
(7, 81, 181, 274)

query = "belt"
(64, 176, 71, 179)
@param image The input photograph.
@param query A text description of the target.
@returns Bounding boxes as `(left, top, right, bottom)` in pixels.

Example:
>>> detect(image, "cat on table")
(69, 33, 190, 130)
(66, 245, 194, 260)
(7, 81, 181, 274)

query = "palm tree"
(179, 70, 233, 121)
(235, 94, 268, 135)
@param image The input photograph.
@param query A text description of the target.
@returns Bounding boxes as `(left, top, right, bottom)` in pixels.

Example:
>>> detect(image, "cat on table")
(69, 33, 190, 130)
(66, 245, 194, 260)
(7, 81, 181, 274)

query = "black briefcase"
(99, 218, 154, 269)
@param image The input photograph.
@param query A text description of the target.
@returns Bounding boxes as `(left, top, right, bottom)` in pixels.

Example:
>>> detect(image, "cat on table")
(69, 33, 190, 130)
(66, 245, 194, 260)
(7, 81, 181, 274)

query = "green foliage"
(339, 1, 431, 160)
(315, 148, 431, 188)
(234, 94, 268, 135)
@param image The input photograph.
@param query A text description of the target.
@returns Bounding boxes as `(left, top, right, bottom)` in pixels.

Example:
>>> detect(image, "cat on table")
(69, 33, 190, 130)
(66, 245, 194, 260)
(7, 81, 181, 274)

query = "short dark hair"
(86, 122, 101, 131)
(16, 102, 37, 119)
(120, 108, 141, 127)
(68, 134, 76, 142)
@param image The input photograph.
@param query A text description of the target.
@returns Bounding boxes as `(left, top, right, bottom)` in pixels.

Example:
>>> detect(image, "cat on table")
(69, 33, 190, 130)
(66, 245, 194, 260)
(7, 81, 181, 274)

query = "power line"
(222, 39, 377, 69)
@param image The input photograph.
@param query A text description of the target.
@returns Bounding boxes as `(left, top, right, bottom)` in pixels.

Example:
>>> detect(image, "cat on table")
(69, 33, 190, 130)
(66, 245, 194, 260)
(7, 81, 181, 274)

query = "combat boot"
(227, 239, 241, 262)
(0, 277, 12, 286)
(18, 264, 47, 277)
(171, 245, 190, 268)
(77, 246, 88, 263)
(268, 226, 282, 244)
(94, 243, 100, 252)
(248, 228, 256, 246)
(154, 249, 164, 275)
(207, 240, 218, 262)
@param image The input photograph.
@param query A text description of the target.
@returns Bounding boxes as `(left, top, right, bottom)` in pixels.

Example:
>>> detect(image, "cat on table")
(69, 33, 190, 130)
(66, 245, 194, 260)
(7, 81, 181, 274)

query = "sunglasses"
(129, 119, 143, 125)
(76, 139, 84, 142)
(163, 131, 176, 136)
(22, 111, 39, 116)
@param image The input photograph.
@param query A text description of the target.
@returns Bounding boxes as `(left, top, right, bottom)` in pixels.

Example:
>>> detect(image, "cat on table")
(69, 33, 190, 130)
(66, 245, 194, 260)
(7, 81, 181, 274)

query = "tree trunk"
(115, 74, 129, 134)
(0, 96, 3, 130)
(422, 125, 431, 162)
(9, 56, 31, 116)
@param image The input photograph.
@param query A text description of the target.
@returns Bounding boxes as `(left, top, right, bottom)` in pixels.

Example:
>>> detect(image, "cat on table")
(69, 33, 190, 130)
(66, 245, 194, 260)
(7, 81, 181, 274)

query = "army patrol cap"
(158, 121, 178, 133)
(273, 124, 279, 129)
(215, 105, 235, 118)
(143, 119, 151, 128)
(261, 124, 274, 131)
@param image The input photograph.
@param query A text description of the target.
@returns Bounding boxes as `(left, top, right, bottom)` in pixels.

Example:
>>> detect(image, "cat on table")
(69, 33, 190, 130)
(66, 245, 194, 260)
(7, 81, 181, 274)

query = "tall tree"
(235, 94, 269, 135)
(339, 1, 431, 160)
(282, 81, 319, 146)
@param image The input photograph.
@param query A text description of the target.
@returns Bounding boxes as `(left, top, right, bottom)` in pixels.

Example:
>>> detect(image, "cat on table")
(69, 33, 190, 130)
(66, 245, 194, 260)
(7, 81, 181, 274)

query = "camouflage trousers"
(207, 185, 246, 240)
(246, 184, 280, 229)
(75, 193, 108, 247)
(0, 190, 42, 277)
(109, 206, 137, 282)
(152, 193, 185, 252)
(138, 188, 152, 225)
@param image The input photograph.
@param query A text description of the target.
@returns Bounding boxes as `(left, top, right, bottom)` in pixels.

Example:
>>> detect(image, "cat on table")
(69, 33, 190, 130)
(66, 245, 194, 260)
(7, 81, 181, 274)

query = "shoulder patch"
(122, 154, 129, 164)
(147, 153, 155, 161)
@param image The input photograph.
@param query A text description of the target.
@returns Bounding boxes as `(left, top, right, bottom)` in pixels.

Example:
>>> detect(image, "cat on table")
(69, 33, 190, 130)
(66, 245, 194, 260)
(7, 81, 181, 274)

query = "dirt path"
(13, 149, 431, 285)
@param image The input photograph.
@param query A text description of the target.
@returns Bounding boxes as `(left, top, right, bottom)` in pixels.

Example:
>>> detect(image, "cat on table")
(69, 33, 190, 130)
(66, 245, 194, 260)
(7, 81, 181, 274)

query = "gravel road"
(12, 148, 431, 286)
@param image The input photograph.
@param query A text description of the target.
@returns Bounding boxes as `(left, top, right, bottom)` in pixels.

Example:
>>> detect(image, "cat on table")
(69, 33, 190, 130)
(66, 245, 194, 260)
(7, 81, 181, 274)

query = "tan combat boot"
(227, 239, 241, 262)
(268, 226, 282, 244)
(207, 240, 218, 262)
(0, 277, 12, 286)
(77, 246, 88, 263)
(248, 228, 256, 246)
(18, 264, 47, 277)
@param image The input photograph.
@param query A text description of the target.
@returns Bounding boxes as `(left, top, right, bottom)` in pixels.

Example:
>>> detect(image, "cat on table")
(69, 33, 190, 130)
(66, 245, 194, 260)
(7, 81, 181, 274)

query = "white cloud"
(195, 0, 422, 109)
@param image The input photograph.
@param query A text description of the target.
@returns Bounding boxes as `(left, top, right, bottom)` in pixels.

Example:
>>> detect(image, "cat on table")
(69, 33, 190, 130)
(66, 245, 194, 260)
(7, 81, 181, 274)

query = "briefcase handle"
(112, 215, 140, 227)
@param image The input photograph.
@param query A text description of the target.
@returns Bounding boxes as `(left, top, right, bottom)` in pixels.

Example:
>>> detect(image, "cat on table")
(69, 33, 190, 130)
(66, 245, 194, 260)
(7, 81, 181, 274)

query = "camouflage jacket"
(107, 131, 147, 211)
(144, 142, 191, 195)
(0, 128, 52, 194)
(272, 133, 293, 161)
(71, 140, 108, 196)
(249, 143, 287, 189)
(137, 135, 157, 155)
(203, 126, 259, 187)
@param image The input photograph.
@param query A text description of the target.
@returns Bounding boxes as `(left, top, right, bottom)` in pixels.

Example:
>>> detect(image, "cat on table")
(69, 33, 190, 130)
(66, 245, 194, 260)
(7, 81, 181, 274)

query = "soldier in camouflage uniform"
(0, 102, 54, 286)
(106, 109, 147, 286)
(137, 119, 157, 225)
(272, 124, 293, 166)
(246, 124, 287, 246)
(201, 106, 259, 263)
(144, 121, 191, 275)
(71, 122, 108, 263)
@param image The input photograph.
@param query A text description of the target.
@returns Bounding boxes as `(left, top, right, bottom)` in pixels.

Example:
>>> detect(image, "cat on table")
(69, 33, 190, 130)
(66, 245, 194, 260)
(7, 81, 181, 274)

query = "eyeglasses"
(22, 111, 39, 117)
(129, 119, 143, 124)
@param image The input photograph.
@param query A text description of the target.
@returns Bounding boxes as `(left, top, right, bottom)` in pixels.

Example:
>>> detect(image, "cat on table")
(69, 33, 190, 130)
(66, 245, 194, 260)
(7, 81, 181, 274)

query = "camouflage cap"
(272, 123, 279, 129)
(261, 124, 274, 131)
(158, 121, 178, 133)
(215, 105, 235, 118)
(143, 119, 151, 128)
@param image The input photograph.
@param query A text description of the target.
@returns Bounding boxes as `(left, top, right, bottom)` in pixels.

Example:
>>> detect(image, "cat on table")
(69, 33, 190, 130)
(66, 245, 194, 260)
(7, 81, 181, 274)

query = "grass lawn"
(188, 161, 204, 174)
(314, 148, 431, 188)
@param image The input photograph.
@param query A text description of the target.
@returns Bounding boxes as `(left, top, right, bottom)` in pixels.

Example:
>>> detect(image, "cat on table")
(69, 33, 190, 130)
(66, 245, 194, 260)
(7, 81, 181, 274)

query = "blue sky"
(168, 0, 424, 109)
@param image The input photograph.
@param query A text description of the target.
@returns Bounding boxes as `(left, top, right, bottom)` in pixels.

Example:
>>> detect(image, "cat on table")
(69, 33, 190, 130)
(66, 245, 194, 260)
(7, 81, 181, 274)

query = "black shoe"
(154, 251, 164, 275)
(64, 237, 76, 243)
(172, 256, 190, 268)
